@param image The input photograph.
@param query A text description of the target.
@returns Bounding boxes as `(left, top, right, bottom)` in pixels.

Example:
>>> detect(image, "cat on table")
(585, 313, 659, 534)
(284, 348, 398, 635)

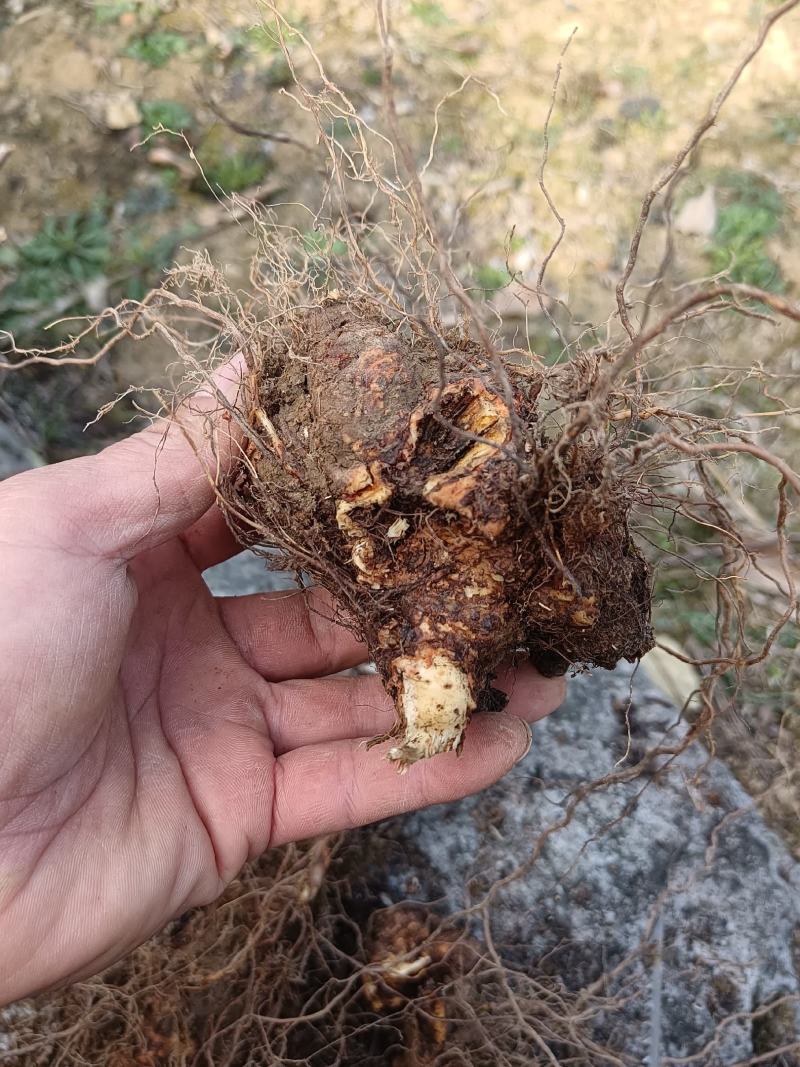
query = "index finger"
(217, 585, 367, 681)
(10, 355, 248, 563)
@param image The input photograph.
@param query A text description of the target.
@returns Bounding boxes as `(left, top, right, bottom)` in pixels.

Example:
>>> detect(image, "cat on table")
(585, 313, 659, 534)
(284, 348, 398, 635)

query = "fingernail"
(516, 719, 533, 763)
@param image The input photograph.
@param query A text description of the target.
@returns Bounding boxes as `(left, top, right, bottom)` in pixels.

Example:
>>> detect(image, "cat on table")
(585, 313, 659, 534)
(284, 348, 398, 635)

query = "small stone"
(593, 119, 619, 150)
(0, 422, 43, 480)
(82, 276, 109, 314)
(674, 186, 717, 237)
(159, 9, 203, 33)
(146, 145, 197, 181)
(204, 24, 234, 58)
(642, 635, 701, 707)
(103, 92, 141, 131)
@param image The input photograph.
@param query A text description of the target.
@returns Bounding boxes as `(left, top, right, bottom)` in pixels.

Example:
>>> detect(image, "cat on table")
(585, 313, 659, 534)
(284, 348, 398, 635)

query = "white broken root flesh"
(387, 650, 476, 771)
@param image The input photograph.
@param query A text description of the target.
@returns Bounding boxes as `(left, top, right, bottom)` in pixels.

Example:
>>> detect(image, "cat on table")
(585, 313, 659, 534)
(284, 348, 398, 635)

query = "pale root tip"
(387, 650, 476, 769)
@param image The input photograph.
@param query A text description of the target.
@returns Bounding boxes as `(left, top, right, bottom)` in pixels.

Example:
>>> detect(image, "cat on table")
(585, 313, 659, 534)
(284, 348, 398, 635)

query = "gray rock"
(375, 669, 800, 1064)
(0, 419, 43, 480)
(619, 96, 662, 122)
(207, 552, 800, 1064)
(204, 550, 298, 597)
(675, 186, 718, 238)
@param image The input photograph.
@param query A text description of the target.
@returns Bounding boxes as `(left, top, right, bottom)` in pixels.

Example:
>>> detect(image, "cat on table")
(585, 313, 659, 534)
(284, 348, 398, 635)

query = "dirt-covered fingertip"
(516, 719, 533, 763)
(461, 711, 532, 776)
(494, 660, 567, 723)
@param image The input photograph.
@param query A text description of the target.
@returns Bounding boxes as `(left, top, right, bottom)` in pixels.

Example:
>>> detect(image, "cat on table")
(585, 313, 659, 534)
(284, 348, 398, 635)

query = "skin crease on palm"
(0, 357, 565, 1006)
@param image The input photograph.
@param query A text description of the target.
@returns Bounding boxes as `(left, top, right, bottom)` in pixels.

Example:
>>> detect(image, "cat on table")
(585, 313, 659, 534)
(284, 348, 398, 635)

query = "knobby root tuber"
(228, 300, 653, 768)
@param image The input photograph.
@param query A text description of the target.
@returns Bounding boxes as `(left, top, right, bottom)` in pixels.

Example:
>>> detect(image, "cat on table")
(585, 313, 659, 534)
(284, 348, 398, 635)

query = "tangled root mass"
(228, 299, 653, 767)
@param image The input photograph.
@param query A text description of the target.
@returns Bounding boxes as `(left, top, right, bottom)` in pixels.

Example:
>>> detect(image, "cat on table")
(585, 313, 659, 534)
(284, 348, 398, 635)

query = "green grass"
(199, 150, 269, 195)
(263, 55, 293, 88)
(119, 224, 198, 300)
(612, 62, 649, 90)
(92, 0, 137, 23)
(360, 61, 383, 88)
(707, 170, 783, 290)
(473, 263, 512, 297)
(139, 100, 194, 131)
(123, 31, 190, 68)
(326, 116, 358, 143)
(674, 42, 710, 81)
(300, 229, 348, 284)
(635, 107, 669, 133)
(439, 131, 466, 155)
(0, 201, 192, 340)
(241, 19, 307, 55)
(20, 212, 110, 283)
(242, 24, 282, 54)
(772, 112, 800, 145)
(410, 1, 450, 26)
(0, 208, 112, 338)
(533, 332, 570, 366)
(121, 181, 176, 219)
(193, 124, 272, 197)
(301, 229, 348, 258)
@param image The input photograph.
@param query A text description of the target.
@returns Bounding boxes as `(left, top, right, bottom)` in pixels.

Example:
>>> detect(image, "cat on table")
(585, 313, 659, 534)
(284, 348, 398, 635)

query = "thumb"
(12, 355, 249, 561)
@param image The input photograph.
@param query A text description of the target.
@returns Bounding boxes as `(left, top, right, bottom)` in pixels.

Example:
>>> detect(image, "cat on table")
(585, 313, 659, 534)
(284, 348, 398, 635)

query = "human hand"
(0, 361, 564, 1004)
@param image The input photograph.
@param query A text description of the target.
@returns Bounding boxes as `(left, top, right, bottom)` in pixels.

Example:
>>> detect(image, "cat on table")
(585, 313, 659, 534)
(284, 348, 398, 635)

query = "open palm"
(0, 362, 563, 1005)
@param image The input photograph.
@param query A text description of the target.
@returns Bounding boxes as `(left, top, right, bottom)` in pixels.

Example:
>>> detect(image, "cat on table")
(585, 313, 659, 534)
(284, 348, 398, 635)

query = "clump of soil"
(226, 296, 653, 767)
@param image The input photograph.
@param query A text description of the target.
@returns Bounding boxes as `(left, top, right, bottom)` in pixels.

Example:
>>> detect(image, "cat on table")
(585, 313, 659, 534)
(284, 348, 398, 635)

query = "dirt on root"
(226, 300, 653, 761)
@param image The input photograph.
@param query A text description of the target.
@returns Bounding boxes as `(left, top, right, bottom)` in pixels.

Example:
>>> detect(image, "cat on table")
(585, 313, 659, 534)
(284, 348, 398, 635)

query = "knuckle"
(336, 744, 365, 828)
(303, 589, 338, 674)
